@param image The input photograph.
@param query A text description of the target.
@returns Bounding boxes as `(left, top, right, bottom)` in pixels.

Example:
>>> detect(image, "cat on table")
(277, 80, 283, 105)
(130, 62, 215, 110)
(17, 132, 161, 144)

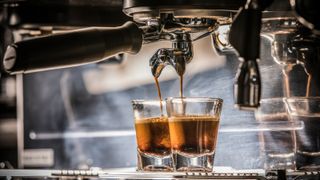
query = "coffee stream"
(306, 74, 312, 97)
(179, 75, 184, 98)
(154, 75, 184, 115)
(154, 77, 164, 115)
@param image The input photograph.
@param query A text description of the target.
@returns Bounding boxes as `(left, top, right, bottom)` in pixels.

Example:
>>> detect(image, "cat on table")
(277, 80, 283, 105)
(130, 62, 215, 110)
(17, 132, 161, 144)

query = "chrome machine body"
(0, 0, 320, 179)
(2, 0, 320, 109)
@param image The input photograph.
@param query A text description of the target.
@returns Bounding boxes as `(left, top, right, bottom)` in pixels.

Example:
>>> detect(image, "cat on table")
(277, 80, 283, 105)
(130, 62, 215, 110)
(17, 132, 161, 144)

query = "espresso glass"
(132, 100, 173, 171)
(255, 98, 296, 170)
(166, 97, 223, 172)
(285, 97, 320, 170)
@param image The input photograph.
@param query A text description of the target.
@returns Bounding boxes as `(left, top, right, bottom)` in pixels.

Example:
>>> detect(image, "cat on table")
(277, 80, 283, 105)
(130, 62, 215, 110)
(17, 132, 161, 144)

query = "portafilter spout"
(150, 33, 193, 78)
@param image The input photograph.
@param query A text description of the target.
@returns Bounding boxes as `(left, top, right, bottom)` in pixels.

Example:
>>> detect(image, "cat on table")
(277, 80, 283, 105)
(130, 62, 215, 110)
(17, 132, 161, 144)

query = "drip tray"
(1, 167, 320, 179)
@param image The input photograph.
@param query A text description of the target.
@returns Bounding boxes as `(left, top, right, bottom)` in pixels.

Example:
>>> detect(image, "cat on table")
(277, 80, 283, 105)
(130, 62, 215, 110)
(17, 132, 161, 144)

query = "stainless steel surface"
(2, 0, 319, 108)
(0, 169, 99, 178)
(122, 0, 242, 24)
(234, 60, 261, 110)
(0, 119, 16, 148)
(16, 74, 24, 168)
(0, 168, 266, 179)
(228, 0, 267, 110)
(1, 168, 320, 179)
(212, 24, 234, 55)
(0, 76, 16, 105)
(290, 0, 320, 35)
(150, 33, 193, 77)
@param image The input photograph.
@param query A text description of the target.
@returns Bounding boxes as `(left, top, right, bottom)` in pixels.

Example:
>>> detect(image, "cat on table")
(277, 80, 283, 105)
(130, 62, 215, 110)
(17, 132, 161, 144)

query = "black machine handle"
(2, 21, 143, 74)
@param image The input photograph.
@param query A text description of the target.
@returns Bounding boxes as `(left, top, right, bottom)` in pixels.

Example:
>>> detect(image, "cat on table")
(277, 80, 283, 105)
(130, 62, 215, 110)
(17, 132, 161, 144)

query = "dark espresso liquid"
(179, 75, 183, 98)
(168, 115, 219, 154)
(154, 77, 163, 114)
(135, 117, 171, 156)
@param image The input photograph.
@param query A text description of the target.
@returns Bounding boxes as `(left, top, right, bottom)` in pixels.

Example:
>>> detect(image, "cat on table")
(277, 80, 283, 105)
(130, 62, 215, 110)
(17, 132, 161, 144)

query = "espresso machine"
(2, 0, 320, 108)
(0, 0, 320, 179)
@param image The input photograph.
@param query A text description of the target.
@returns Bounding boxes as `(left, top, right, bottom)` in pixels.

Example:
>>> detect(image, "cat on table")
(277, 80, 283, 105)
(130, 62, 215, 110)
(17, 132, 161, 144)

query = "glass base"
(137, 151, 173, 172)
(264, 152, 296, 170)
(173, 151, 215, 172)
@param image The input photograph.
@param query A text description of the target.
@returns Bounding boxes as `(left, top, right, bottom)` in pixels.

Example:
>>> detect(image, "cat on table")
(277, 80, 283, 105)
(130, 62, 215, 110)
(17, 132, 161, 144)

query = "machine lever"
(2, 21, 143, 74)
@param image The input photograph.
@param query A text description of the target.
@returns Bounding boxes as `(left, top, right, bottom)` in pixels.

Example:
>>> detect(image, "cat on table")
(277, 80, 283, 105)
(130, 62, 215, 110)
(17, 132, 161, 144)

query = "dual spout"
(149, 33, 193, 78)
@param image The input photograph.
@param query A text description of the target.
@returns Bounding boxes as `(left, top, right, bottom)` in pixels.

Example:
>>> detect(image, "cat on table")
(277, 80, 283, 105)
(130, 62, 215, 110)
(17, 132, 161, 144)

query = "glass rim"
(132, 99, 165, 105)
(285, 96, 320, 102)
(284, 97, 320, 117)
(165, 97, 223, 103)
(259, 97, 320, 104)
(260, 97, 286, 103)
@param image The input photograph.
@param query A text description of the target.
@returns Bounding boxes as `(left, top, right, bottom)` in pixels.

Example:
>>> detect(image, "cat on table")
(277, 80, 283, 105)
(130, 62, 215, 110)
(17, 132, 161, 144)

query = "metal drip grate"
(0, 168, 319, 179)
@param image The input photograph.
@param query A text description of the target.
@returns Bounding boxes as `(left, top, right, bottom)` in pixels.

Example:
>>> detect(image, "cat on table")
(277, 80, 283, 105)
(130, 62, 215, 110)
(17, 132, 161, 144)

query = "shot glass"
(255, 98, 296, 170)
(132, 100, 173, 171)
(166, 97, 223, 172)
(285, 97, 320, 170)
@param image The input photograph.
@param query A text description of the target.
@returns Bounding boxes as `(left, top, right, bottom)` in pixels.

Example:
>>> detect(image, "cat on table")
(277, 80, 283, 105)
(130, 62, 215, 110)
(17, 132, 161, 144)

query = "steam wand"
(229, 0, 273, 110)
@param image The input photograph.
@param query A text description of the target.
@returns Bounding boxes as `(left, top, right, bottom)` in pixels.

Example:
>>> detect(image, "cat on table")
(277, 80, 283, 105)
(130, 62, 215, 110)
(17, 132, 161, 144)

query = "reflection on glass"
(255, 98, 296, 170)
(285, 97, 320, 170)
(166, 97, 223, 172)
(132, 100, 173, 172)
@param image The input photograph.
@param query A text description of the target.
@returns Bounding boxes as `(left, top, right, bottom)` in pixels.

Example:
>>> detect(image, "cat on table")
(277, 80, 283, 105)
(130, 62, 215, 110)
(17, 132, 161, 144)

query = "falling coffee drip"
(154, 75, 184, 115)
(154, 77, 164, 115)
(179, 75, 184, 98)
(306, 74, 312, 97)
